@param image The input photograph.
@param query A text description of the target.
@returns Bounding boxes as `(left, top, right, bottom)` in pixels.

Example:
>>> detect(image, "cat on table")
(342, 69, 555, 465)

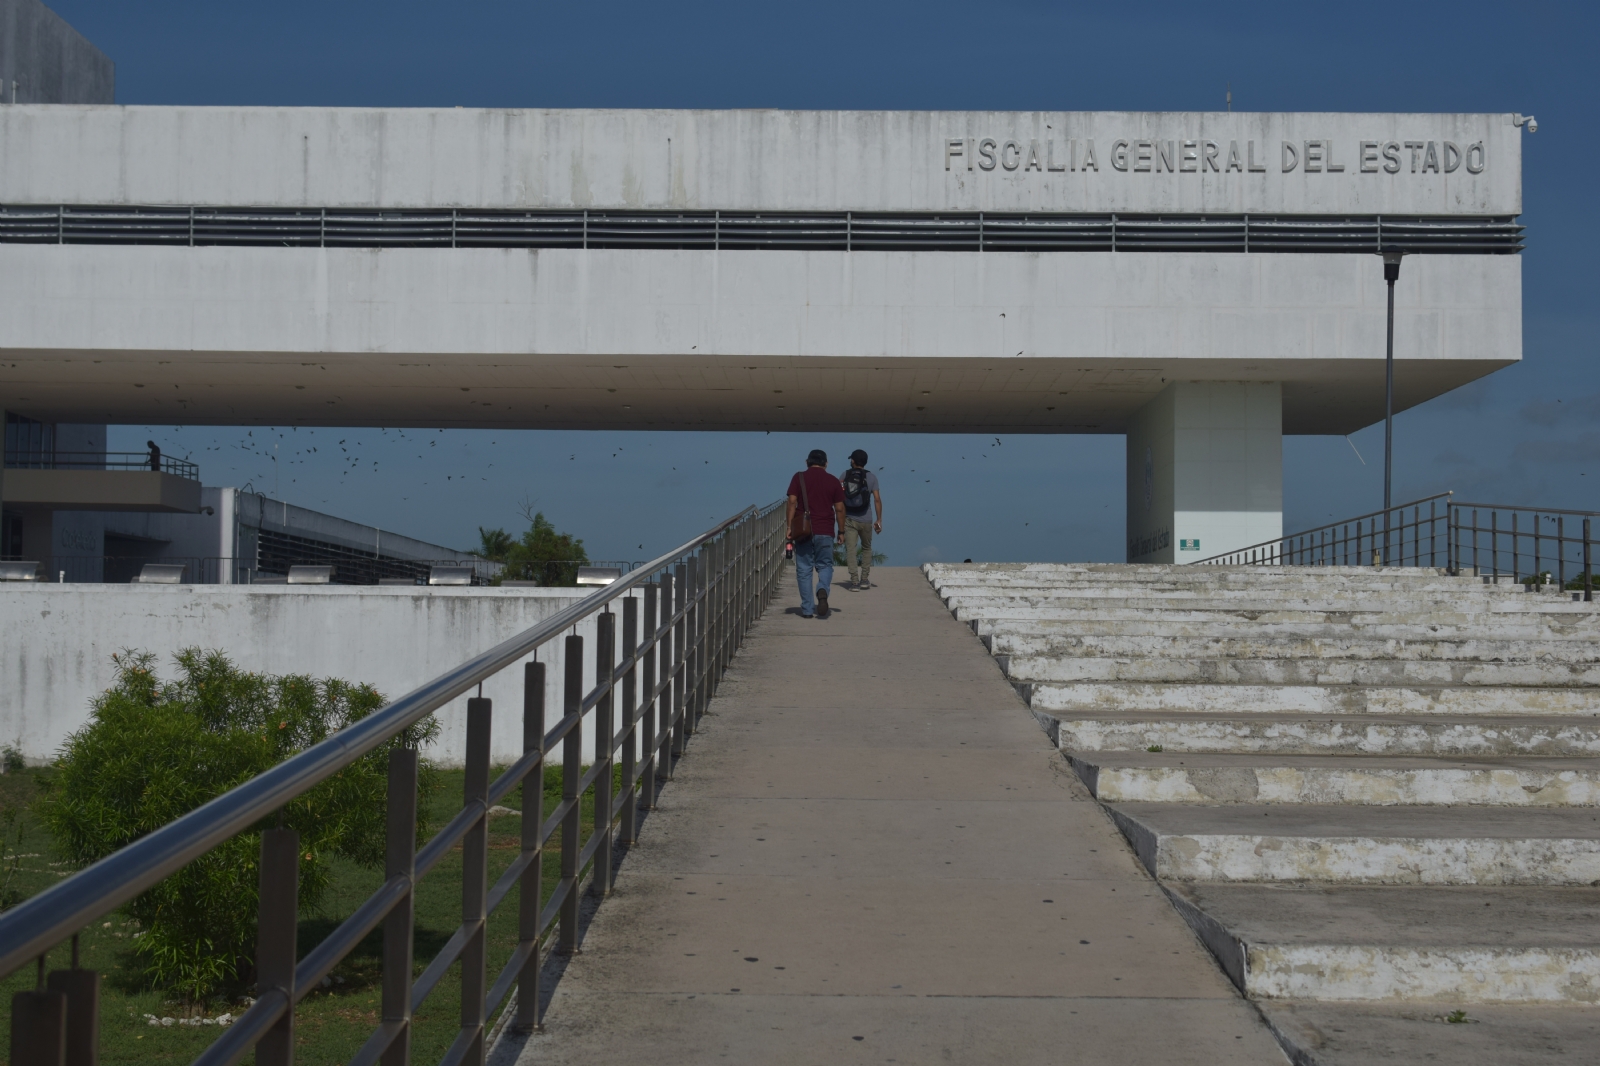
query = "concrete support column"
(1126, 381, 1282, 564)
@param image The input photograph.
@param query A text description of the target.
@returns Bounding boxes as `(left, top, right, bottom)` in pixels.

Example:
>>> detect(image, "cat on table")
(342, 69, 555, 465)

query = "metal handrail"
(1193, 494, 1600, 601)
(0, 498, 789, 1066)
(1193, 493, 1453, 566)
(3, 450, 200, 479)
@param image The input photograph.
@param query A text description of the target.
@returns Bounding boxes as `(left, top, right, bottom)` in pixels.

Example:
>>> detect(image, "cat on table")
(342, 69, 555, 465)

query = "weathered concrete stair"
(1105, 803, 1600, 885)
(925, 561, 1600, 1061)
(1162, 883, 1600, 1004)
(1065, 752, 1600, 806)
(1038, 710, 1600, 756)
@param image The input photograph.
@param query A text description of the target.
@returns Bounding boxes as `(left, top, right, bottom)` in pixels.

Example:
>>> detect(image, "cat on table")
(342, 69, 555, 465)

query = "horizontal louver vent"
(0, 206, 1524, 254)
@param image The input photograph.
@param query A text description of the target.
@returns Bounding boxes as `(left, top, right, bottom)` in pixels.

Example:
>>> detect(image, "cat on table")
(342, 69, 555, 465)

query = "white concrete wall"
(1127, 381, 1282, 562)
(0, 246, 1520, 435)
(0, 108, 1519, 215)
(0, 0, 114, 105)
(0, 584, 651, 767)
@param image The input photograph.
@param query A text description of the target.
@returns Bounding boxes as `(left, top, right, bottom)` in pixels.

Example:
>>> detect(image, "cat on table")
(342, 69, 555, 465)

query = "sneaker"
(816, 587, 830, 619)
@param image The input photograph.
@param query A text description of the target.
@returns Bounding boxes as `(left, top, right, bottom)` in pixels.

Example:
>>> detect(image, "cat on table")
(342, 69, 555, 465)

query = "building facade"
(0, 107, 1525, 560)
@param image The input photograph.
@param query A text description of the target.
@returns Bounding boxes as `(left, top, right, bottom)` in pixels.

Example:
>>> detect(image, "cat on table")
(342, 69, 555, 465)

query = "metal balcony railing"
(3, 450, 200, 480)
(0, 500, 788, 1065)
(0, 205, 1525, 255)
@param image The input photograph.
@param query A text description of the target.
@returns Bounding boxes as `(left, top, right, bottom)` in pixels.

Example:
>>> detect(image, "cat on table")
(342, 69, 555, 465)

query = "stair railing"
(1194, 493, 1600, 601)
(0, 500, 787, 1066)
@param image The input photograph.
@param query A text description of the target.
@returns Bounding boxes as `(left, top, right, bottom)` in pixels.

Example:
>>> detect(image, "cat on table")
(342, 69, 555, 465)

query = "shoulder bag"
(788, 470, 814, 541)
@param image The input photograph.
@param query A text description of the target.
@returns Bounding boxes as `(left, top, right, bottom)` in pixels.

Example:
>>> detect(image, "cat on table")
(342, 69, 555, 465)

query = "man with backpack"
(840, 449, 883, 590)
(786, 449, 846, 619)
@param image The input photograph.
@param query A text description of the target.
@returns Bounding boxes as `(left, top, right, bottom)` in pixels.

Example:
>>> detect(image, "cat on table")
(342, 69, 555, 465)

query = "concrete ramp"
(509, 568, 1284, 1064)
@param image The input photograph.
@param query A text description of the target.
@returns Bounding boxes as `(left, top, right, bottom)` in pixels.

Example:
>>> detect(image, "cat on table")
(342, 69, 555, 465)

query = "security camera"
(1513, 113, 1538, 133)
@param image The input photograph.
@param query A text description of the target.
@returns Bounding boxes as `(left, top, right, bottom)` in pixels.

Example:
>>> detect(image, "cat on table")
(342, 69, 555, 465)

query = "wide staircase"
(925, 561, 1600, 1064)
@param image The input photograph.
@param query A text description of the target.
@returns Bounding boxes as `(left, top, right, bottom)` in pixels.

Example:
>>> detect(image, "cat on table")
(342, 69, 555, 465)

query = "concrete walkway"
(512, 567, 1286, 1064)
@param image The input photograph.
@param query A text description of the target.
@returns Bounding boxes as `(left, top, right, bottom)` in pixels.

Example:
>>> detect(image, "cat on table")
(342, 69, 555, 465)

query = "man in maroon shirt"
(786, 449, 846, 619)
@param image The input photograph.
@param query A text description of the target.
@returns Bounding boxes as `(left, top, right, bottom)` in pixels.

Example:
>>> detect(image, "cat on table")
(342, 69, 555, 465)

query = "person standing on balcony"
(786, 449, 845, 619)
(146, 440, 161, 472)
(840, 449, 883, 590)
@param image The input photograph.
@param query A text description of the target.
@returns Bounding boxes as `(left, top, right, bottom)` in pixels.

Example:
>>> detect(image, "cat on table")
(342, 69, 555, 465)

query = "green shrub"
(475, 508, 589, 586)
(43, 649, 440, 1000)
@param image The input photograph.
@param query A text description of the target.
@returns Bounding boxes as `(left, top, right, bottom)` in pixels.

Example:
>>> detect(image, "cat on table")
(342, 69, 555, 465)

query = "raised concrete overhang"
(1, 469, 202, 512)
(0, 247, 1517, 435)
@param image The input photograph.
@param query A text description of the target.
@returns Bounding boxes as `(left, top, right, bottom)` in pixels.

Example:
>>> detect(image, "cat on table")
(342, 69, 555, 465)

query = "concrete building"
(0, 0, 112, 105)
(0, 107, 1526, 560)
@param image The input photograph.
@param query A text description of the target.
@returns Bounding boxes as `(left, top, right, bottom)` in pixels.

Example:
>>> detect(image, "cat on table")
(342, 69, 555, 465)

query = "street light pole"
(1381, 249, 1403, 565)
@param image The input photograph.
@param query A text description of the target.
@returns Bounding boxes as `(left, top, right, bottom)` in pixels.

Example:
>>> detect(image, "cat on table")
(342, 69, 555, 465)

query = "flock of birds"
(124, 426, 1065, 554)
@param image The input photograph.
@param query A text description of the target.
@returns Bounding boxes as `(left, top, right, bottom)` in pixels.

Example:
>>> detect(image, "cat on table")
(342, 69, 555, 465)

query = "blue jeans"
(794, 535, 834, 616)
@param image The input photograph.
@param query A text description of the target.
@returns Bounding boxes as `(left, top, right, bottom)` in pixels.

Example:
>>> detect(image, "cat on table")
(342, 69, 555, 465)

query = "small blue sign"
(1179, 539, 1201, 551)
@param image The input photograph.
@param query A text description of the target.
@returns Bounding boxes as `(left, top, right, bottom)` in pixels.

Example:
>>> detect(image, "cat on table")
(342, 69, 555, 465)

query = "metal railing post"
(685, 554, 701, 736)
(512, 661, 545, 1034)
(256, 827, 300, 1066)
(558, 636, 583, 957)
(11, 957, 66, 1066)
(1512, 511, 1520, 582)
(1559, 516, 1568, 590)
(458, 696, 492, 1066)
(45, 938, 98, 1066)
(1472, 509, 1479, 574)
(1585, 519, 1593, 603)
(670, 565, 687, 764)
(1492, 510, 1499, 579)
(620, 597, 639, 845)
(639, 583, 659, 811)
(1534, 513, 1542, 584)
(380, 748, 419, 1066)
(593, 613, 615, 895)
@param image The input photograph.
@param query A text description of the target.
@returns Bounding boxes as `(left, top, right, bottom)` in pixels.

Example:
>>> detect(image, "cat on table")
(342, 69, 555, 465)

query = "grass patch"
(0, 763, 615, 1062)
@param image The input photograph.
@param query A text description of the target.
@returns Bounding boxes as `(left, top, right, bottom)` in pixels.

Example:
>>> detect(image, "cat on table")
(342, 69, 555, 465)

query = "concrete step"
(1162, 882, 1600, 1003)
(940, 587, 1549, 605)
(933, 575, 1529, 590)
(989, 632, 1600, 664)
(1105, 803, 1600, 885)
(1002, 654, 1600, 687)
(976, 617, 1600, 641)
(1066, 752, 1600, 806)
(925, 563, 1466, 584)
(1256, 1001, 1600, 1066)
(1037, 710, 1600, 757)
(1025, 680, 1600, 717)
(953, 603, 1600, 627)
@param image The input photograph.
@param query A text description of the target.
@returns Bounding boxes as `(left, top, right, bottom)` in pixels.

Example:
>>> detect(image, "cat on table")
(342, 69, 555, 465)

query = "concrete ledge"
(1, 468, 201, 512)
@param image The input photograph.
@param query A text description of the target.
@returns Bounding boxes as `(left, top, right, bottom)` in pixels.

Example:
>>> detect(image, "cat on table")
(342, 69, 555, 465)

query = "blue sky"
(51, 0, 1596, 562)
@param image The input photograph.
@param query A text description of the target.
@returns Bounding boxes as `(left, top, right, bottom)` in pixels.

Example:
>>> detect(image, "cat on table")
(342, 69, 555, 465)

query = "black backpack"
(841, 467, 871, 512)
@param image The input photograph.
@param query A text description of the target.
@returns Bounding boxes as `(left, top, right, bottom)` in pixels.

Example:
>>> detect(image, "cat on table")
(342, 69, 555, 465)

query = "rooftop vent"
(0, 561, 40, 582)
(428, 566, 475, 586)
(287, 565, 333, 585)
(134, 563, 186, 584)
(576, 566, 623, 587)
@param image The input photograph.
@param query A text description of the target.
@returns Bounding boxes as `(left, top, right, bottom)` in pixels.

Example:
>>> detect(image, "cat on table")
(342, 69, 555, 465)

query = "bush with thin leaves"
(43, 649, 440, 1000)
